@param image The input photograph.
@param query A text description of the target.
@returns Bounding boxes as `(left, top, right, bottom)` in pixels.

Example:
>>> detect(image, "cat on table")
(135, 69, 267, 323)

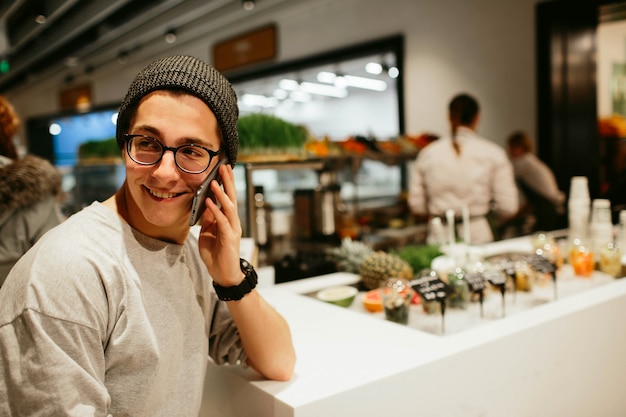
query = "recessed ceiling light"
(164, 30, 177, 44)
(365, 62, 383, 75)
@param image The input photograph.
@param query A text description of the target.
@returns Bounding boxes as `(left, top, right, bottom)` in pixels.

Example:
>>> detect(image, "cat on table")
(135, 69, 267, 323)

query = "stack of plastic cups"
(568, 177, 592, 276)
(589, 198, 613, 261)
(568, 176, 590, 243)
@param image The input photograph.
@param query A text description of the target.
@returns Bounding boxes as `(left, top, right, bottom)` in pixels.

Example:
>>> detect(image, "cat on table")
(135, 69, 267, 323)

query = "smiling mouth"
(147, 187, 181, 199)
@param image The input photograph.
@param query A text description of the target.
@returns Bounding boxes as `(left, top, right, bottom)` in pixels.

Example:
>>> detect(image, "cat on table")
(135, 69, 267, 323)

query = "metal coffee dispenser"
(293, 170, 343, 241)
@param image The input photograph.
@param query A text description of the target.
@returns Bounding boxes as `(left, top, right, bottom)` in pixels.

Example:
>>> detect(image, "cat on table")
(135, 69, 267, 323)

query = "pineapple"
(326, 238, 374, 274)
(359, 251, 414, 290)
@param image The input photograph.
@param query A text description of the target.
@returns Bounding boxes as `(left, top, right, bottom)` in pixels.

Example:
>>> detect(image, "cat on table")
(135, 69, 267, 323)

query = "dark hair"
(0, 95, 20, 159)
(507, 130, 533, 153)
(449, 93, 479, 126)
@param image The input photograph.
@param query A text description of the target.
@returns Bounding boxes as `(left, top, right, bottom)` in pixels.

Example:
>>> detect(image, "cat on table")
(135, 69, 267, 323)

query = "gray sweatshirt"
(0, 202, 245, 416)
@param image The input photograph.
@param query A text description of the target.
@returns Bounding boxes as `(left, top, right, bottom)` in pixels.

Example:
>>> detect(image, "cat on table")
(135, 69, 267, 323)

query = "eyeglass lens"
(128, 135, 214, 173)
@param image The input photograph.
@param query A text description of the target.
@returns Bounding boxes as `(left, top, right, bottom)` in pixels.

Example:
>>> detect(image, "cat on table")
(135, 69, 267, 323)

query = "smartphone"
(189, 155, 227, 226)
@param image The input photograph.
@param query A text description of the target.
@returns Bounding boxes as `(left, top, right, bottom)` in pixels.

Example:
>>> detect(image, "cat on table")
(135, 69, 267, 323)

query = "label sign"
(464, 271, 486, 292)
(483, 269, 507, 287)
(499, 260, 516, 278)
(526, 254, 556, 274)
(410, 272, 451, 302)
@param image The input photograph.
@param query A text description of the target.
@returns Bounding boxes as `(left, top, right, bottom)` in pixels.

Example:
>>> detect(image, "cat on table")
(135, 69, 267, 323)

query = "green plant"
(237, 113, 308, 150)
(78, 137, 120, 159)
(392, 244, 443, 274)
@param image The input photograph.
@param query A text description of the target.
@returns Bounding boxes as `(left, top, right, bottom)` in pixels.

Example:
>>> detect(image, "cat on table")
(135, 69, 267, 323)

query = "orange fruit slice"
(362, 289, 383, 312)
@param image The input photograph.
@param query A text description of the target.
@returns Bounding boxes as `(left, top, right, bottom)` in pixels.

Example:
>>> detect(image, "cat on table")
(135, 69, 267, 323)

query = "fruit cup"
(569, 243, 594, 277)
(598, 242, 622, 278)
(380, 277, 413, 325)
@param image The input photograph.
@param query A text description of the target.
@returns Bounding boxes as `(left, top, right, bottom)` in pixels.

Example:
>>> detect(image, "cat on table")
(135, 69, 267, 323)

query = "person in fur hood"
(0, 95, 63, 286)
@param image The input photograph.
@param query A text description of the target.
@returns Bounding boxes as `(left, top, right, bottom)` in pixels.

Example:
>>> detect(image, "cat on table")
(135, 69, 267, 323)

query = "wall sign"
(59, 83, 92, 111)
(212, 24, 277, 72)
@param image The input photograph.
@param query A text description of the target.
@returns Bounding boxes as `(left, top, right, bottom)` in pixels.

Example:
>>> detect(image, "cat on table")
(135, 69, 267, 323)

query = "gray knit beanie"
(115, 55, 239, 165)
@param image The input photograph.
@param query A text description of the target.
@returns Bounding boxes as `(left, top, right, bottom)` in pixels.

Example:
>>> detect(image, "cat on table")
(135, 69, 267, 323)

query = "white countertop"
(201, 236, 626, 417)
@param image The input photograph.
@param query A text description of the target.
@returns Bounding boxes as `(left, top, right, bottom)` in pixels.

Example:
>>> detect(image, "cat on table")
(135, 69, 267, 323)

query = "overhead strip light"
(299, 81, 347, 98)
(279, 78, 348, 98)
(365, 62, 383, 75)
(241, 94, 278, 108)
(342, 74, 387, 91)
(317, 71, 387, 91)
(278, 79, 299, 91)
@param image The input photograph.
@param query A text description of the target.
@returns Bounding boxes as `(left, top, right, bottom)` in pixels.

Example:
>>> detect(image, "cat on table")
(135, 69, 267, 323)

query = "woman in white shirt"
(408, 93, 519, 243)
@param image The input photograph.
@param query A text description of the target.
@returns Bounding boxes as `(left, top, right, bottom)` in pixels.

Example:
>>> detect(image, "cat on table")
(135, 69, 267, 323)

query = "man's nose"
(152, 149, 180, 177)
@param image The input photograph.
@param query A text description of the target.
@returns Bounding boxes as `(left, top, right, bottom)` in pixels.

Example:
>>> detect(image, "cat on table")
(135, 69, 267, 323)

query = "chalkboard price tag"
(525, 254, 556, 274)
(483, 269, 507, 287)
(409, 270, 451, 302)
(499, 260, 516, 278)
(465, 271, 487, 292)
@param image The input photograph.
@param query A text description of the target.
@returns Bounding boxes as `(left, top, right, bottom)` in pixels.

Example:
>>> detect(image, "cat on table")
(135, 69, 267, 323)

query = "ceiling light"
(317, 71, 336, 84)
(164, 30, 177, 44)
(365, 62, 383, 75)
(317, 71, 349, 89)
(64, 57, 79, 67)
(280, 77, 347, 98)
(242, 0, 255, 10)
(334, 76, 348, 89)
(241, 93, 277, 108)
(342, 74, 387, 91)
(273, 89, 288, 100)
(35, 15, 46, 24)
(387, 66, 399, 79)
(318, 71, 387, 91)
(299, 81, 348, 98)
(279, 79, 299, 91)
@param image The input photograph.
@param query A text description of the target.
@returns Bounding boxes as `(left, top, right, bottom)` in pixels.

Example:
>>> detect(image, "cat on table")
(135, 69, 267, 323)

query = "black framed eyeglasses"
(124, 134, 222, 174)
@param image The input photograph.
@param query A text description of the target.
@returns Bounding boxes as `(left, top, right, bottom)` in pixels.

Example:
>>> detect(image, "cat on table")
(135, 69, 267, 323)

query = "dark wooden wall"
(536, 0, 603, 198)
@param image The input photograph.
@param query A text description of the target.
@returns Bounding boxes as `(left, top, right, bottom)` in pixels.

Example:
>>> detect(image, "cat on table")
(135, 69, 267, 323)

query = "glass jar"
(380, 277, 412, 325)
(446, 267, 469, 309)
(598, 242, 622, 278)
(532, 232, 564, 271)
(569, 239, 594, 278)
(514, 260, 536, 291)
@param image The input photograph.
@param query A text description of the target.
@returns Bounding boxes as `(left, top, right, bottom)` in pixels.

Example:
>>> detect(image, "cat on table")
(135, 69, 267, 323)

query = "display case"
(235, 153, 420, 269)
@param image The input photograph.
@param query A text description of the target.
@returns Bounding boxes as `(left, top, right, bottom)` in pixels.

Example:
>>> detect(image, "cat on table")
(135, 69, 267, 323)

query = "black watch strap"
(213, 258, 258, 301)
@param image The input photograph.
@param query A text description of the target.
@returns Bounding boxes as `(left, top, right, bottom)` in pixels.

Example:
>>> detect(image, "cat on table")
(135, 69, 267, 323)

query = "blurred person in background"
(503, 130, 565, 235)
(408, 93, 518, 243)
(0, 55, 295, 416)
(0, 95, 64, 286)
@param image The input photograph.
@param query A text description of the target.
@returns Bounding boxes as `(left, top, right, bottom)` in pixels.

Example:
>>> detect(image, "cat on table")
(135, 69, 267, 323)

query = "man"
(0, 55, 295, 416)
(506, 130, 565, 233)
(407, 93, 518, 243)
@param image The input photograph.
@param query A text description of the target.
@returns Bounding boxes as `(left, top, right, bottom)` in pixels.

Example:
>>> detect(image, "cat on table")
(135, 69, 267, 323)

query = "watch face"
(240, 258, 253, 273)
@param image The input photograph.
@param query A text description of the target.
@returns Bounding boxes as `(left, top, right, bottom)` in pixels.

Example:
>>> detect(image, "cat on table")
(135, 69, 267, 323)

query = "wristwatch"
(213, 258, 258, 301)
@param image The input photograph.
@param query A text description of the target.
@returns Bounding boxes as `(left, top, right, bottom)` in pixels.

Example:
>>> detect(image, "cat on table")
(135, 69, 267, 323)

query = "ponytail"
(448, 93, 479, 157)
